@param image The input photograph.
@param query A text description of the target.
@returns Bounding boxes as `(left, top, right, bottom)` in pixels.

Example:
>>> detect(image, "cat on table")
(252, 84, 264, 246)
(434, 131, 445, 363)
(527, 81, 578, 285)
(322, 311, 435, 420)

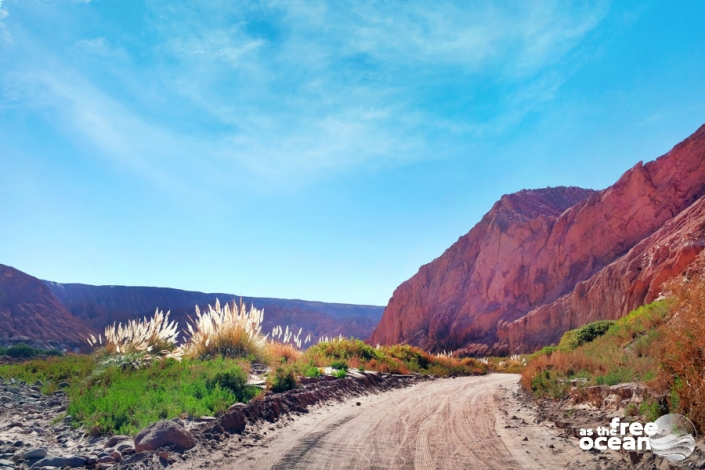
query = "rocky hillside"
(0, 265, 95, 349)
(45, 283, 383, 345)
(371, 124, 705, 355)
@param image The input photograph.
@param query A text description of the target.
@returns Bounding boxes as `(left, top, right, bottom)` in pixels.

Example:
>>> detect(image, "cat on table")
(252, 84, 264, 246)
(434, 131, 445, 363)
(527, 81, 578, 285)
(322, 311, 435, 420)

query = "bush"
(268, 366, 297, 393)
(304, 366, 321, 378)
(333, 368, 347, 378)
(206, 368, 250, 402)
(0, 344, 63, 359)
(7, 343, 37, 358)
(305, 338, 379, 363)
(330, 360, 348, 371)
(558, 320, 615, 350)
(379, 344, 432, 371)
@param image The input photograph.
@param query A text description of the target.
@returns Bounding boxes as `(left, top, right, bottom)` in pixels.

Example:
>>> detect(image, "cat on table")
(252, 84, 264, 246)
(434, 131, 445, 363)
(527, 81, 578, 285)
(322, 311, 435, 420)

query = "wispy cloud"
(0, 0, 611, 192)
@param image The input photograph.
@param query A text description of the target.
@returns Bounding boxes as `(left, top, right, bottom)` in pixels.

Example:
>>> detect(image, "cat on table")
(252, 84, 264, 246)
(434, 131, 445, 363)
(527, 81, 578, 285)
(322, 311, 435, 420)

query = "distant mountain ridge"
(371, 124, 705, 355)
(44, 281, 384, 345)
(0, 264, 384, 349)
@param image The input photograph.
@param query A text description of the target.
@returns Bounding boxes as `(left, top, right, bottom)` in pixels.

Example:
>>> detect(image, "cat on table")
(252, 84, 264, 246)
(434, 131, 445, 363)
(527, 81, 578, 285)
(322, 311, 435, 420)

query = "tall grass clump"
(86, 309, 181, 358)
(183, 299, 270, 363)
(655, 276, 705, 430)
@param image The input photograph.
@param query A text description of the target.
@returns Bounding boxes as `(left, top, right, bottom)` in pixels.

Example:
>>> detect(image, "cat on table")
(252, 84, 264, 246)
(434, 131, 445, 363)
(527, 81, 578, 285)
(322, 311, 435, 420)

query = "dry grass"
(86, 309, 181, 361)
(182, 299, 270, 363)
(268, 342, 302, 364)
(270, 325, 311, 349)
(655, 275, 705, 430)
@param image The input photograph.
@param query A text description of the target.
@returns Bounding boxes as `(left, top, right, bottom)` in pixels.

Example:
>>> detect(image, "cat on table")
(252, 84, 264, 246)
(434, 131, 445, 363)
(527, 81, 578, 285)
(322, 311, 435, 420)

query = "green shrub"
(6, 343, 36, 358)
(639, 400, 665, 423)
(529, 346, 557, 360)
(558, 321, 615, 350)
(269, 366, 297, 393)
(330, 360, 348, 371)
(379, 344, 432, 372)
(333, 368, 347, 378)
(304, 366, 321, 378)
(305, 338, 379, 362)
(206, 368, 250, 402)
(0, 343, 62, 359)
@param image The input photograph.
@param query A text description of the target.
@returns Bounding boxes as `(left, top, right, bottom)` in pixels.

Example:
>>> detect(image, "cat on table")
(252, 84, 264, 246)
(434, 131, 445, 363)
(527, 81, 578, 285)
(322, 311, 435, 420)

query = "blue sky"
(1, 1, 704, 305)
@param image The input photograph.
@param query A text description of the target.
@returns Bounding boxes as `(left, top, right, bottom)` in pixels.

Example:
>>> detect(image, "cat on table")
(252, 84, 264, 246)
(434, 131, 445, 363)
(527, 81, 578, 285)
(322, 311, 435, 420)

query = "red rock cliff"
(370, 124, 705, 354)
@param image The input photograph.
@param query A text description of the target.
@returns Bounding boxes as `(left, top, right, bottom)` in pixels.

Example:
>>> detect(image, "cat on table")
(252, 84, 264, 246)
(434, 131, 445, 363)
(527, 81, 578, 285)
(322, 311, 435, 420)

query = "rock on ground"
(134, 420, 196, 453)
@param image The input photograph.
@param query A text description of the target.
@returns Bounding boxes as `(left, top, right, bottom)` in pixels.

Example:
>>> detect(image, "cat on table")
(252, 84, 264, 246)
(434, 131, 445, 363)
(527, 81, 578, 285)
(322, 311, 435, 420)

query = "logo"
(578, 414, 696, 462)
(649, 414, 697, 462)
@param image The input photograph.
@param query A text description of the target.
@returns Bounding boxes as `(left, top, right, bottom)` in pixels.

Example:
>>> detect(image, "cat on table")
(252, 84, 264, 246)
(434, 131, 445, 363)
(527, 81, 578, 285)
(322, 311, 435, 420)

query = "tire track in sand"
(184, 374, 608, 469)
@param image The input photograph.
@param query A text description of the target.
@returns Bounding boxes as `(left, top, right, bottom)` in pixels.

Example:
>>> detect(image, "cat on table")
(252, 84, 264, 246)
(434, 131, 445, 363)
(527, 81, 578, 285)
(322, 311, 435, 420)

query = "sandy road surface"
(180, 374, 613, 470)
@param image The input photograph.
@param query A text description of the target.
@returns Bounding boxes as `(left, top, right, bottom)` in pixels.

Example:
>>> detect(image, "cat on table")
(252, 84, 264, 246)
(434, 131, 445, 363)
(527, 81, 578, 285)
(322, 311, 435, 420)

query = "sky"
(1, 1, 704, 306)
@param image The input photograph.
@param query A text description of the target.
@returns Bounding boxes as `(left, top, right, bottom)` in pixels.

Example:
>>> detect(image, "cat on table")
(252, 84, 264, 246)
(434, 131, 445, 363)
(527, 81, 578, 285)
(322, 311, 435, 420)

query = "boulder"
(134, 420, 196, 452)
(217, 403, 247, 434)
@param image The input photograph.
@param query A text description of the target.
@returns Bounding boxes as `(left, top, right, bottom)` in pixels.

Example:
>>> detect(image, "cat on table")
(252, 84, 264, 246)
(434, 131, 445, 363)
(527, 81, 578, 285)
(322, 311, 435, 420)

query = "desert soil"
(176, 373, 621, 470)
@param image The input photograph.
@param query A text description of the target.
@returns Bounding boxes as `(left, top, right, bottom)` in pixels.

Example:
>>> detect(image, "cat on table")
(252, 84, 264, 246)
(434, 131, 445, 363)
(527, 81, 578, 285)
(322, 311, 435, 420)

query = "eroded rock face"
(0, 265, 95, 348)
(371, 124, 705, 354)
(498, 194, 705, 352)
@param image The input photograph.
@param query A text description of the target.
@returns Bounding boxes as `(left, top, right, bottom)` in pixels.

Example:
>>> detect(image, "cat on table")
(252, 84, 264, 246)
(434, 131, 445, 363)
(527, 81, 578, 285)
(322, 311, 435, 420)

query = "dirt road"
(181, 374, 616, 469)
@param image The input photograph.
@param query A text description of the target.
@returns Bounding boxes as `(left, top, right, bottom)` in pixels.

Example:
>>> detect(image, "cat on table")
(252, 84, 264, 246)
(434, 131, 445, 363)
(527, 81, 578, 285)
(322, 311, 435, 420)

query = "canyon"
(4, 125, 705, 356)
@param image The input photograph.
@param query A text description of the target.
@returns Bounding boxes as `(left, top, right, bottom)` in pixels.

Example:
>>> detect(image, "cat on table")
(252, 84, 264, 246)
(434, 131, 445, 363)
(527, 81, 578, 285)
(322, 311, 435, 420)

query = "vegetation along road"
(179, 373, 611, 469)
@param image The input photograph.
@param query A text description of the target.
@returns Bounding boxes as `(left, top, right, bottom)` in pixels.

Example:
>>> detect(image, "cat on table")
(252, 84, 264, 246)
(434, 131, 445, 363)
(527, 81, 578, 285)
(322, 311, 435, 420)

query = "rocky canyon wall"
(370, 124, 705, 354)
